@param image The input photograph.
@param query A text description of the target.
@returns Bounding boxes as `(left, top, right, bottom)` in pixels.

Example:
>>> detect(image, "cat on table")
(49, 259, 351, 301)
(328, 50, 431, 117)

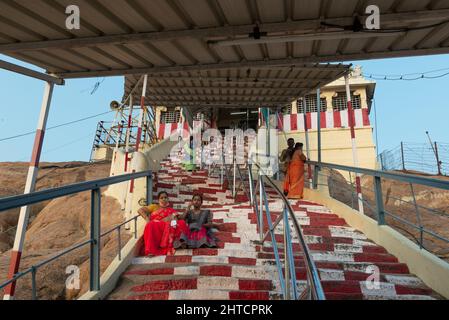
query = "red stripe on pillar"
(4, 250, 22, 296)
(171, 123, 178, 134)
(130, 169, 136, 192)
(333, 111, 341, 128)
(306, 113, 312, 130)
(30, 129, 45, 167)
(355, 176, 362, 194)
(277, 113, 283, 130)
(347, 102, 355, 127)
(362, 108, 370, 126)
(290, 114, 298, 131)
(124, 152, 129, 171)
(320, 112, 327, 129)
(135, 127, 142, 150)
(158, 123, 165, 139)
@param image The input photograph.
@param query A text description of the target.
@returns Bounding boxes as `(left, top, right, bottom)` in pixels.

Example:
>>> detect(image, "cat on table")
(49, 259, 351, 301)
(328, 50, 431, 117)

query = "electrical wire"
(0, 110, 114, 143)
(362, 67, 449, 81)
(16, 133, 94, 161)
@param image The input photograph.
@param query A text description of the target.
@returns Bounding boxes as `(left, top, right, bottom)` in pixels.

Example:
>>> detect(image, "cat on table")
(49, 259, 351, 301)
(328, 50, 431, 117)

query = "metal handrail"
(248, 159, 326, 300)
(310, 161, 449, 256)
(0, 170, 152, 212)
(309, 161, 449, 190)
(0, 170, 153, 300)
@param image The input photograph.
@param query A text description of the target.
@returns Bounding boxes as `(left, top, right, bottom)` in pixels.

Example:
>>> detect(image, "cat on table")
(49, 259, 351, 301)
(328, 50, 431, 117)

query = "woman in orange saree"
(283, 143, 307, 199)
(142, 191, 189, 256)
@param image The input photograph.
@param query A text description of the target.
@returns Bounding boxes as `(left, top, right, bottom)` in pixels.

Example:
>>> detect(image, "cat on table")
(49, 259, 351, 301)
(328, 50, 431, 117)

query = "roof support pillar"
(4, 81, 55, 300)
(345, 74, 365, 215)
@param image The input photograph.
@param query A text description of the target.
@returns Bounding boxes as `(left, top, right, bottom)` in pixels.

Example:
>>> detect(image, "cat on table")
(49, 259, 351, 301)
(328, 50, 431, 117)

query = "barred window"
(160, 109, 181, 123)
(332, 92, 362, 111)
(297, 95, 326, 113)
(281, 105, 292, 115)
(194, 112, 211, 121)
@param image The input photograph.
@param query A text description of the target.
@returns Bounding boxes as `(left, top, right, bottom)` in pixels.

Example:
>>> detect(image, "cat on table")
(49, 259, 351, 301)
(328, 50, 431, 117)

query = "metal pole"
(248, 164, 254, 205)
(233, 156, 236, 198)
(128, 75, 148, 199)
(374, 176, 385, 225)
(303, 97, 313, 189)
(124, 95, 134, 172)
(259, 177, 264, 241)
(275, 108, 280, 180)
(135, 74, 148, 152)
(283, 206, 291, 299)
(379, 152, 385, 170)
(401, 142, 406, 171)
(90, 188, 101, 291)
(435, 142, 442, 176)
(409, 183, 424, 249)
(317, 89, 322, 165)
(4, 81, 54, 300)
(345, 74, 365, 215)
(146, 173, 153, 205)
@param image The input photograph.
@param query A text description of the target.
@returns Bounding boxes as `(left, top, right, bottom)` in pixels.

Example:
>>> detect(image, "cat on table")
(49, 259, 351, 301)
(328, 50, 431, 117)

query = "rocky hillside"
(0, 161, 129, 299)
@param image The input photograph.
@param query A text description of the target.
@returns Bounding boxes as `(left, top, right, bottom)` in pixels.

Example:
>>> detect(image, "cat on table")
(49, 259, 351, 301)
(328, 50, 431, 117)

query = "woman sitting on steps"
(138, 191, 189, 256)
(177, 194, 222, 249)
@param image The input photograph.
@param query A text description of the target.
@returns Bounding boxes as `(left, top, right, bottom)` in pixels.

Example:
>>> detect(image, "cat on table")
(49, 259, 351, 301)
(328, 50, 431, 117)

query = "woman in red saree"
(283, 143, 307, 199)
(142, 191, 189, 256)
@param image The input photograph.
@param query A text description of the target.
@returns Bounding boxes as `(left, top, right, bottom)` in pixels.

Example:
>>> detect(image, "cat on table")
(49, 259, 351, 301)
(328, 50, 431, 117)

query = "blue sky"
(0, 53, 448, 162)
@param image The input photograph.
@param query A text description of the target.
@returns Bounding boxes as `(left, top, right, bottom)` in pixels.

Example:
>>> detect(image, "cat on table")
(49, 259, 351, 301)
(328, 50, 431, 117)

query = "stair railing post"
(233, 155, 236, 198)
(90, 188, 101, 292)
(312, 164, 320, 190)
(373, 176, 385, 225)
(400, 142, 406, 171)
(259, 176, 264, 242)
(146, 172, 153, 205)
(283, 205, 291, 299)
(435, 142, 442, 175)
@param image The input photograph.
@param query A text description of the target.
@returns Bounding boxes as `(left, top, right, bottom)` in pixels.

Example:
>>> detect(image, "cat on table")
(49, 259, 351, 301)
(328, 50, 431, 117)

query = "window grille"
(332, 92, 362, 111)
(297, 95, 327, 113)
(160, 110, 181, 123)
(281, 105, 292, 115)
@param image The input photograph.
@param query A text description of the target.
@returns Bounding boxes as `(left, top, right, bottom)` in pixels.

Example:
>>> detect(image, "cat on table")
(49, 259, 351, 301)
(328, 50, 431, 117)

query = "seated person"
(140, 191, 188, 256)
(178, 194, 221, 248)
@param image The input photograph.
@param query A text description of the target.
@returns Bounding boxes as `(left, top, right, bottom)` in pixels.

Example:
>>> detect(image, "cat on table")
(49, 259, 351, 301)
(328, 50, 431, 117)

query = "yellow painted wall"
(278, 127, 377, 180)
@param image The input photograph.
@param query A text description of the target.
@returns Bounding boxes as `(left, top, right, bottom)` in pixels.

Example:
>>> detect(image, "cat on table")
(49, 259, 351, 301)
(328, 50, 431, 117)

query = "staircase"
(107, 157, 441, 300)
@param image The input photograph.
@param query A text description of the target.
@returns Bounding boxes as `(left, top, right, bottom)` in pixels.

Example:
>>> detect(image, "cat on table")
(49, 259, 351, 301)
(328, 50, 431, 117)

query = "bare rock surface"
(0, 161, 130, 300)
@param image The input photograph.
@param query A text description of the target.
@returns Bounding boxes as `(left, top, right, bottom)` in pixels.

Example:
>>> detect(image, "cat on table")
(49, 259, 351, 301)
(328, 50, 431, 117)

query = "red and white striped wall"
(157, 120, 210, 140)
(278, 109, 370, 132)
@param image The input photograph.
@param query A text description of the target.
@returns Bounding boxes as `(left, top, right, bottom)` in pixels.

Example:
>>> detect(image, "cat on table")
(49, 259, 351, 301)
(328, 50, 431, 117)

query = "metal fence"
(378, 142, 448, 176)
(0, 170, 153, 299)
(309, 161, 449, 260)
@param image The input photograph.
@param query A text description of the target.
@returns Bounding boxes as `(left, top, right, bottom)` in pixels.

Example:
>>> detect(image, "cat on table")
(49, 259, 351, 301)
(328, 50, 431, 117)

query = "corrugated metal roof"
(0, 0, 448, 80)
(123, 64, 349, 110)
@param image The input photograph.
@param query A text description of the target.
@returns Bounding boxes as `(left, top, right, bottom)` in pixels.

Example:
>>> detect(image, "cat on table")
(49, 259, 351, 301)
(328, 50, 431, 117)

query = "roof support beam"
(144, 93, 299, 100)
(127, 85, 310, 92)
(57, 59, 349, 78)
(153, 102, 291, 108)
(0, 59, 65, 85)
(1, 9, 448, 53)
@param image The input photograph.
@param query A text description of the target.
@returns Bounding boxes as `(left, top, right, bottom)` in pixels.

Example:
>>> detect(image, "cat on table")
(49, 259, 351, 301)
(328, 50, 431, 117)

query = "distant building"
(277, 66, 377, 178)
